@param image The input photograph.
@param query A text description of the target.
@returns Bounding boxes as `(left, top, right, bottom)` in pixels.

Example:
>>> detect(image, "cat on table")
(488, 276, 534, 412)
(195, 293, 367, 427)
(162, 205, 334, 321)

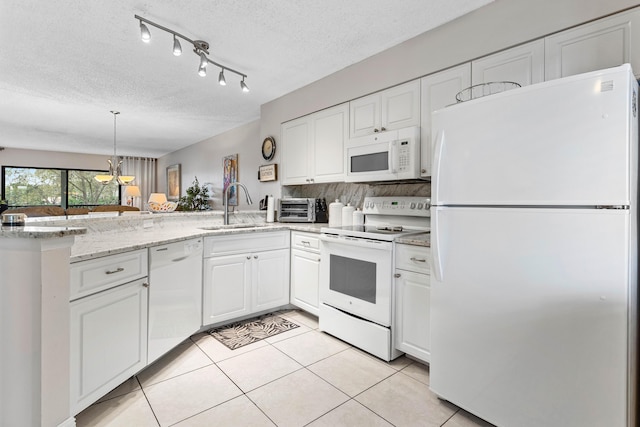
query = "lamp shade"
(124, 186, 141, 198)
(148, 193, 168, 204)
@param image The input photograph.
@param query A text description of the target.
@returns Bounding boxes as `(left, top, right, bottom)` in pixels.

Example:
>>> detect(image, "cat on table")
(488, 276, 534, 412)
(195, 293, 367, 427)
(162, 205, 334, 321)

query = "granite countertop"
(70, 220, 326, 262)
(0, 225, 87, 239)
(395, 232, 430, 247)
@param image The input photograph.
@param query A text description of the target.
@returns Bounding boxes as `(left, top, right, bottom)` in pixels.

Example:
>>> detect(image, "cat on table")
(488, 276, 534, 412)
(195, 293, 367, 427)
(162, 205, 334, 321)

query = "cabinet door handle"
(105, 267, 124, 275)
(374, 128, 379, 133)
(317, 258, 321, 262)
(254, 255, 258, 259)
(246, 256, 251, 260)
(394, 273, 401, 278)
(143, 282, 150, 288)
(380, 127, 386, 131)
(410, 257, 427, 263)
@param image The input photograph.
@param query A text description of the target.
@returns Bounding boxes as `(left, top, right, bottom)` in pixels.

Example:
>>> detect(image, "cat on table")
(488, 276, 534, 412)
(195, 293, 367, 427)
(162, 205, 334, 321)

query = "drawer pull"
(301, 241, 310, 246)
(105, 267, 125, 275)
(410, 257, 427, 263)
(143, 282, 150, 288)
(394, 273, 401, 278)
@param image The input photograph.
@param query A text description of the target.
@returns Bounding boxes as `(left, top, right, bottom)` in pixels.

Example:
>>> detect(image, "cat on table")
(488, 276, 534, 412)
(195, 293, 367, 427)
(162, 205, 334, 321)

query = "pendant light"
(95, 111, 135, 185)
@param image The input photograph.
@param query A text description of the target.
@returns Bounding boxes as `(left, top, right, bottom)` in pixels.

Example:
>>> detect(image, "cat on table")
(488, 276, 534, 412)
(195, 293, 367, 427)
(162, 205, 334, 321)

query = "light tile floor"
(76, 310, 495, 427)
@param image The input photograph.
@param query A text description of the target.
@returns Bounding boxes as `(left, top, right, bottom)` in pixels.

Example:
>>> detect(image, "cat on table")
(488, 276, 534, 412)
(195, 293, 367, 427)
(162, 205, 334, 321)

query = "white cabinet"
(546, 8, 640, 80)
(394, 244, 430, 363)
(281, 116, 312, 185)
(69, 249, 149, 415)
(290, 231, 321, 316)
(350, 80, 421, 138)
(472, 39, 545, 88)
(69, 275, 148, 415)
(202, 231, 290, 326)
(420, 64, 471, 177)
(203, 254, 252, 324)
(281, 103, 348, 185)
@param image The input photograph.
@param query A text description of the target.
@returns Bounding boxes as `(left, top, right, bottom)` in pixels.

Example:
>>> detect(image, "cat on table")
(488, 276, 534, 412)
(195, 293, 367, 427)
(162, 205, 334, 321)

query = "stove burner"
(376, 225, 403, 232)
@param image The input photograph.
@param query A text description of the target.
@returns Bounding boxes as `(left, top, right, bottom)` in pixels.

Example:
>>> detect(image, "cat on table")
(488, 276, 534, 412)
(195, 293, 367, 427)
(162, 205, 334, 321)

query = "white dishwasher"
(148, 237, 203, 364)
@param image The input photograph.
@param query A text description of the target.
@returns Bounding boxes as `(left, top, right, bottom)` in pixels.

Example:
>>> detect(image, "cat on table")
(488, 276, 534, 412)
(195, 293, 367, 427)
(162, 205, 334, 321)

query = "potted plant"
(177, 177, 210, 211)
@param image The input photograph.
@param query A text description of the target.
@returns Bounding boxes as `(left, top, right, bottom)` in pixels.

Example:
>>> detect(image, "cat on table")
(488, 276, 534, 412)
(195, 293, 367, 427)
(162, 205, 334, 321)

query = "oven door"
(319, 234, 393, 326)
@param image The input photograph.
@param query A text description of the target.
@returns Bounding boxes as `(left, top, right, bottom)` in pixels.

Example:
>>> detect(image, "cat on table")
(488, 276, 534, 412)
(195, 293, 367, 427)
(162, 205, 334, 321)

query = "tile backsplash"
(282, 181, 430, 209)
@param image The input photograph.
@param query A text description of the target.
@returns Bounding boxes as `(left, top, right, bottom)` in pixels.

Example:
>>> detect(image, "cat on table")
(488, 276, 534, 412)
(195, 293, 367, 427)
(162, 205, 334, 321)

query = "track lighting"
(139, 21, 151, 43)
(172, 35, 182, 56)
(134, 14, 249, 93)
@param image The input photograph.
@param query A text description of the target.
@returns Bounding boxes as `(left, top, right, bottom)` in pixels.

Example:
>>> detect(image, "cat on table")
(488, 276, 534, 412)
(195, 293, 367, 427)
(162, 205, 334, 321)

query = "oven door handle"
(319, 234, 393, 250)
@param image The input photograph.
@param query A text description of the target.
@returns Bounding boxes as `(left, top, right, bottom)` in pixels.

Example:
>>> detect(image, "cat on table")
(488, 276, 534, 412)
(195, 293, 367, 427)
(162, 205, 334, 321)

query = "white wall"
(157, 120, 277, 210)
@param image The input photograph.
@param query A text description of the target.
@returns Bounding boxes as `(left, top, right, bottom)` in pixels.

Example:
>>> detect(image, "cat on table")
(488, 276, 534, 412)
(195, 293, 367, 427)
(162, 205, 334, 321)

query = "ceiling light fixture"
(139, 21, 151, 43)
(134, 14, 249, 93)
(95, 111, 135, 186)
(172, 35, 182, 56)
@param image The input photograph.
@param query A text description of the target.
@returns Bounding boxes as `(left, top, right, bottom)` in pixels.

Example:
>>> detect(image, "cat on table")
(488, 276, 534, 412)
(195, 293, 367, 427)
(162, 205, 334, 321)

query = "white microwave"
(345, 126, 421, 182)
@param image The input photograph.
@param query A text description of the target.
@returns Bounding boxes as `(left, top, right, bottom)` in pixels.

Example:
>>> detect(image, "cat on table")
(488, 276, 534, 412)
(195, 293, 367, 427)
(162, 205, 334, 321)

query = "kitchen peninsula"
(0, 211, 327, 427)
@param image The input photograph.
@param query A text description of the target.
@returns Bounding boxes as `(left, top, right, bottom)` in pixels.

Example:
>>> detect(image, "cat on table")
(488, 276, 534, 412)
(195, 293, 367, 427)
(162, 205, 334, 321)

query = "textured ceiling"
(0, 0, 492, 158)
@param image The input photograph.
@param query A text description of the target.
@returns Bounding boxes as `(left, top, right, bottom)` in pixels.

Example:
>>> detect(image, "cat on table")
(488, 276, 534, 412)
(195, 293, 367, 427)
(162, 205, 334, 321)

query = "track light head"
(140, 21, 151, 43)
(198, 62, 207, 77)
(240, 78, 249, 93)
(173, 36, 182, 56)
(218, 69, 227, 86)
(198, 52, 208, 68)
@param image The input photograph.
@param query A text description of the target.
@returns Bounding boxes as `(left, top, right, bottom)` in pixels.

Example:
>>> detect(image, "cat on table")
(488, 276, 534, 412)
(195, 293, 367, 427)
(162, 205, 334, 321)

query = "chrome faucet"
(223, 182, 253, 225)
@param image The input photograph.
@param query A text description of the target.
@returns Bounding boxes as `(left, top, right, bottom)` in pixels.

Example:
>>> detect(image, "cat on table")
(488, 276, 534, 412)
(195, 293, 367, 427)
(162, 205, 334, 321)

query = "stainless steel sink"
(199, 224, 270, 231)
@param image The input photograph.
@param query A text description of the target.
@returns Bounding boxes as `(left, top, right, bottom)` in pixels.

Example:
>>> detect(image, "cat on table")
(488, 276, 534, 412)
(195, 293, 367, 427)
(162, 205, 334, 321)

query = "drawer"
(395, 244, 429, 274)
(204, 230, 290, 257)
(291, 231, 320, 252)
(70, 249, 148, 301)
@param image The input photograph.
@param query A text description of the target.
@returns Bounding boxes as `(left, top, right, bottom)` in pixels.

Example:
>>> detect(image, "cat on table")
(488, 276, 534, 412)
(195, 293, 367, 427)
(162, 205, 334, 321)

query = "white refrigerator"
(430, 64, 638, 427)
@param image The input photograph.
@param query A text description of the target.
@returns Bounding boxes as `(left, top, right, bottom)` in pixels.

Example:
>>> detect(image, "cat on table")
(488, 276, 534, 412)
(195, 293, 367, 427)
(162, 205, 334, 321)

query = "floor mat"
(207, 313, 300, 350)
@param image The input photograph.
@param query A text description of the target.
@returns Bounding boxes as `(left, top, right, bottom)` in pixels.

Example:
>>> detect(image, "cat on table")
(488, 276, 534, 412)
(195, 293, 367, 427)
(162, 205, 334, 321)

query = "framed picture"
(258, 164, 277, 182)
(223, 154, 238, 206)
(166, 164, 181, 201)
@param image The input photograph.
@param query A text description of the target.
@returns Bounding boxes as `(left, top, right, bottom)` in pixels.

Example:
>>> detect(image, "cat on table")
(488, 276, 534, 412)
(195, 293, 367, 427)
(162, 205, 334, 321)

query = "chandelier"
(135, 15, 249, 92)
(95, 111, 135, 185)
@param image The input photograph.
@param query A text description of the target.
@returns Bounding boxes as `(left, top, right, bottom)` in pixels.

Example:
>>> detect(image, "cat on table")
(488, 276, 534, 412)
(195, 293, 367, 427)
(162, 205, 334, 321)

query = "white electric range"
(318, 196, 430, 361)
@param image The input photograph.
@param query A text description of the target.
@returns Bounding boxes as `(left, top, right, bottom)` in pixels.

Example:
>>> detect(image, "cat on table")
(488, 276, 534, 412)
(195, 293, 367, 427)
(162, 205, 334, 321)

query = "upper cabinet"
(545, 8, 640, 80)
(471, 40, 545, 87)
(282, 102, 348, 185)
(420, 64, 471, 178)
(349, 80, 420, 138)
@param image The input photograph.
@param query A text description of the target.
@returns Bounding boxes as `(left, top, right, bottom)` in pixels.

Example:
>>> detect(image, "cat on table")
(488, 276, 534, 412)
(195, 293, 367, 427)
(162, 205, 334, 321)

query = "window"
(2, 166, 120, 208)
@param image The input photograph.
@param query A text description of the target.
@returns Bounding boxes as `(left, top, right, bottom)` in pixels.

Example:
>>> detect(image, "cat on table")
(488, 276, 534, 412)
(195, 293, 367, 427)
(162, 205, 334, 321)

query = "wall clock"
(261, 136, 276, 161)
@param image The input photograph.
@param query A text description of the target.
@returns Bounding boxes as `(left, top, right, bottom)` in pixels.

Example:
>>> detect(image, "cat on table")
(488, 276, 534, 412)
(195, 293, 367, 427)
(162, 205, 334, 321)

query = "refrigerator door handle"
(431, 208, 443, 282)
(432, 130, 445, 201)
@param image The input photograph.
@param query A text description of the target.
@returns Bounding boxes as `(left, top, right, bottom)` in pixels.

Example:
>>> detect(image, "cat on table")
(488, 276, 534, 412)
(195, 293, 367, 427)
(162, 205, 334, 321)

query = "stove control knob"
(410, 202, 416, 209)
(417, 203, 424, 209)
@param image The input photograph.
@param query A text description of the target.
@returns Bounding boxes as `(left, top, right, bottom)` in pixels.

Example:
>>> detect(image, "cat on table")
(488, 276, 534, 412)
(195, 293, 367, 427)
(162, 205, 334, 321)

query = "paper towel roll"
(266, 195, 275, 223)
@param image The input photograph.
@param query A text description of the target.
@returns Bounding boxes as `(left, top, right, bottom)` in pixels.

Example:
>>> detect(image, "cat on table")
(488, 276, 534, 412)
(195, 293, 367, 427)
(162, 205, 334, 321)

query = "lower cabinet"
(394, 244, 430, 363)
(290, 231, 321, 316)
(69, 278, 148, 414)
(202, 231, 290, 326)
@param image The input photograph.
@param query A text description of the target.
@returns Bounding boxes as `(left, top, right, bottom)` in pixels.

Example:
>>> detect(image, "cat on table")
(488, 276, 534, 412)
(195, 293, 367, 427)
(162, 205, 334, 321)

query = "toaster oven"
(278, 198, 328, 223)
